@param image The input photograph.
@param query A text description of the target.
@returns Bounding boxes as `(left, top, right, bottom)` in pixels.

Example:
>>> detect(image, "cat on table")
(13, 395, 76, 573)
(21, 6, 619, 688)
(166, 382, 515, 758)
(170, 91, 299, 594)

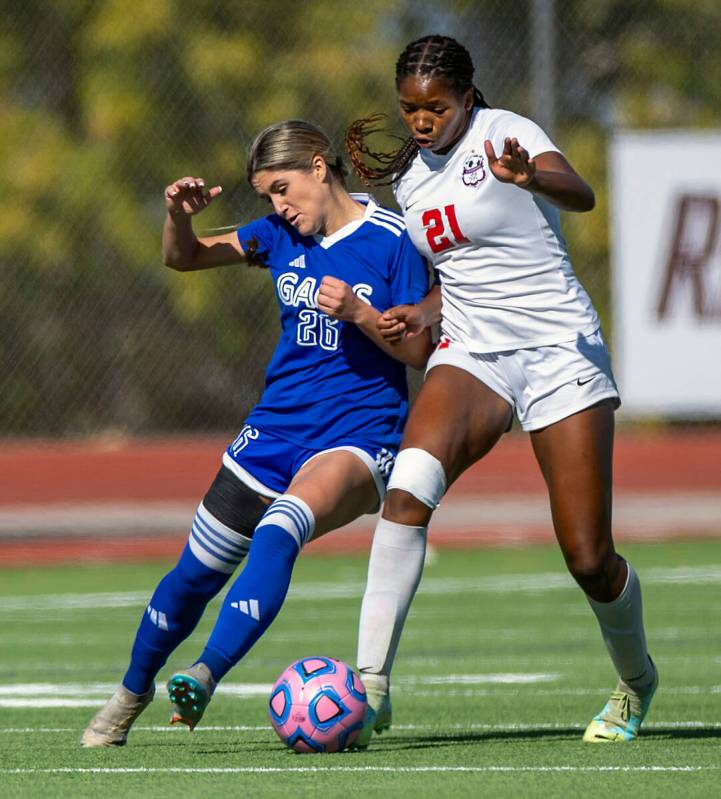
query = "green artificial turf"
(1, 540, 720, 798)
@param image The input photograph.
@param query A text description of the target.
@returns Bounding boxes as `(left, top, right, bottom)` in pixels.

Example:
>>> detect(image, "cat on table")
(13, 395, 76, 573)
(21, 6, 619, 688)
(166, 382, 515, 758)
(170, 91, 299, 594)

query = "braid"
(347, 35, 488, 186)
(394, 35, 487, 104)
(345, 114, 418, 187)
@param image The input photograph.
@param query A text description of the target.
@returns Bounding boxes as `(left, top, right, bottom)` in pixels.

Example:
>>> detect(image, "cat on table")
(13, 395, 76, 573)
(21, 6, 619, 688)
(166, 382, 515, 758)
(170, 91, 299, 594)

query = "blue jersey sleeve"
(388, 230, 429, 307)
(235, 215, 281, 264)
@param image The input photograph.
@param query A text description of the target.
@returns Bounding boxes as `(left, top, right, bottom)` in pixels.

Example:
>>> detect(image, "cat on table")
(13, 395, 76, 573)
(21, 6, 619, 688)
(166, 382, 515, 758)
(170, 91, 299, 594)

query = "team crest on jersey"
(461, 152, 486, 187)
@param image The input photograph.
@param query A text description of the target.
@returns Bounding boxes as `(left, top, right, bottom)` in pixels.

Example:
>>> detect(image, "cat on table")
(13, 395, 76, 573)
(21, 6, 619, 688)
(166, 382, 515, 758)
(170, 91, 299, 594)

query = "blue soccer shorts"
(221, 424, 396, 508)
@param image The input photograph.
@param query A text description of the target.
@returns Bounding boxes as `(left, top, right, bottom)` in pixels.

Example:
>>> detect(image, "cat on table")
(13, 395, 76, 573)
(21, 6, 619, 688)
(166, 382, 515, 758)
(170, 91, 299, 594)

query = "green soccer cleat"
(81, 683, 155, 748)
(351, 674, 392, 750)
(583, 658, 658, 742)
(167, 662, 216, 730)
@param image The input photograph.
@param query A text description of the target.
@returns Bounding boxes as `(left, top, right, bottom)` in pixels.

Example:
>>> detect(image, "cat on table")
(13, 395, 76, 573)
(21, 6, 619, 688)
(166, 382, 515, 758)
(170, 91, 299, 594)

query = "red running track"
(3, 429, 721, 504)
(1, 429, 720, 566)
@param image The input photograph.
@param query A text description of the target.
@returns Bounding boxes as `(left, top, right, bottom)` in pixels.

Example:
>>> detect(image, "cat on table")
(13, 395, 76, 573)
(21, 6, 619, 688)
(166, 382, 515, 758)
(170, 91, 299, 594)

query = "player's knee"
(176, 482, 260, 593)
(564, 544, 617, 590)
(383, 488, 432, 526)
(202, 466, 270, 537)
(254, 494, 316, 553)
(383, 448, 446, 526)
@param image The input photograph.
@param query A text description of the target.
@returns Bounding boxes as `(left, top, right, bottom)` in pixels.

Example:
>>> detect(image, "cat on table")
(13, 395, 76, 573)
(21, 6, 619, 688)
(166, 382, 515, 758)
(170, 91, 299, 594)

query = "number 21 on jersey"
(422, 204, 469, 254)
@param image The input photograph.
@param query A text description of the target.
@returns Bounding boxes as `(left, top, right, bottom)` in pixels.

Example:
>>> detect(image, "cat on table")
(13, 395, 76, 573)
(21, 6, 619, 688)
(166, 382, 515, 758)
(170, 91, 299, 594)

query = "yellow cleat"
(583, 659, 658, 742)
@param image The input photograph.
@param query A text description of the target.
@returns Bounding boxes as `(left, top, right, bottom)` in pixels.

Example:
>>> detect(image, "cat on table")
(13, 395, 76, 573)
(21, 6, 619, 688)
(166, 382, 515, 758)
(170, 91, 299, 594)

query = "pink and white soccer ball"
(268, 656, 367, 753)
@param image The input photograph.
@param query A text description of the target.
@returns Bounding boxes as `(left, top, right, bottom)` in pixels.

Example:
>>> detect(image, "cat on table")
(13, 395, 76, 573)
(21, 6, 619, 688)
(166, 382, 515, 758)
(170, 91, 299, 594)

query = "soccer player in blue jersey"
(81, 120, 432, 747)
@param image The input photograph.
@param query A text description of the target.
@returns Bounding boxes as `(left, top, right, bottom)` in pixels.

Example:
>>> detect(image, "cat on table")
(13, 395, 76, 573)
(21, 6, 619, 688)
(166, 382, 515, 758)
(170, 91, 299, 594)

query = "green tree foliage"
(555, 0, 721, 331)
(1, 0, 396, 435)
(1, 0, 719, 435)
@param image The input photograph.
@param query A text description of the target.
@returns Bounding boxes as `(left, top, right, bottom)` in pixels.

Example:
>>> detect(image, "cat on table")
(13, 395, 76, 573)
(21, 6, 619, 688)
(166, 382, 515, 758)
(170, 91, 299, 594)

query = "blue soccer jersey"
(232, 196, 428, 453)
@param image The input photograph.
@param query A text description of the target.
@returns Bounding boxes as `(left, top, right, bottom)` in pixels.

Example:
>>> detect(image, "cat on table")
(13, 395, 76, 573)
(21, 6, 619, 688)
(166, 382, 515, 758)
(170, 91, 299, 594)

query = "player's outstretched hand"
(165, 177, 223, 216)
(484, 137, 536, 188)
(377, 304, 427, 342)
(317, 276, 362, 322)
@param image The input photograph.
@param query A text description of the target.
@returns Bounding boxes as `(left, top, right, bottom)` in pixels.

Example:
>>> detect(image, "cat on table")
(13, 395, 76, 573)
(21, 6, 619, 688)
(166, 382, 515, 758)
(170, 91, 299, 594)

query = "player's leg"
(355, 364, 512, 747)
(81, 466, 269, 747)
(167, 450, 379, 727)
(530, 400, 657, 742)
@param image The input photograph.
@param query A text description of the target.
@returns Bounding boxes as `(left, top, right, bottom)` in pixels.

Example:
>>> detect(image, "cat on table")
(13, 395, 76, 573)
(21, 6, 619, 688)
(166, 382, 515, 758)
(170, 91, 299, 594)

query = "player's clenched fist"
(317, 275, 362, 323)
(165, 177, 223, 216)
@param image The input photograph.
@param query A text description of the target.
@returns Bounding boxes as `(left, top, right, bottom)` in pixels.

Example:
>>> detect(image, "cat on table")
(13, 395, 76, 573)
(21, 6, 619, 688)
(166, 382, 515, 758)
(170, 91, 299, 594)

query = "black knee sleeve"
(202, 465, 270, 537)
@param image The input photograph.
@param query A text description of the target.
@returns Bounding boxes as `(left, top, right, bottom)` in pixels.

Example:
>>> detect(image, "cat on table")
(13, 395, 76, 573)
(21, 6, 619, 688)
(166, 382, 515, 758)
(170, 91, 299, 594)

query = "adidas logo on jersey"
(231, 599, 260, 620)
(288, 255, 306, 269)
(146, 604, 169, 631)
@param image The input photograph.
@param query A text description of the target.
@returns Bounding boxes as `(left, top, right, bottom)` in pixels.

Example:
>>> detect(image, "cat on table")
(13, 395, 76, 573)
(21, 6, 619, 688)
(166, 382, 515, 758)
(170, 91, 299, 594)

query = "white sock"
(357, 518, 427, 683)
(586, 562, 654, 691)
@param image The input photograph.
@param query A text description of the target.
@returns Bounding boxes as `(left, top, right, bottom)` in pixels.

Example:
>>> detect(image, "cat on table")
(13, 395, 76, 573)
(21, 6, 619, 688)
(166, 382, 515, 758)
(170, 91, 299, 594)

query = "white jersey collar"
(314, 193, 376, 249)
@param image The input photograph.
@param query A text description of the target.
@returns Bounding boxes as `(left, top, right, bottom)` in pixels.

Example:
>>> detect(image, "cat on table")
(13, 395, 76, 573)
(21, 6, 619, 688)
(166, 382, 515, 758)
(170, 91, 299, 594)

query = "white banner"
(611, 131, 721, 417)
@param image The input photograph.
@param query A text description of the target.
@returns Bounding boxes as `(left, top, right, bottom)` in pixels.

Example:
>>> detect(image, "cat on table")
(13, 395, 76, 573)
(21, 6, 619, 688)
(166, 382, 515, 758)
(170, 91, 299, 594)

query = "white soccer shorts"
(426, 328, 620, 431)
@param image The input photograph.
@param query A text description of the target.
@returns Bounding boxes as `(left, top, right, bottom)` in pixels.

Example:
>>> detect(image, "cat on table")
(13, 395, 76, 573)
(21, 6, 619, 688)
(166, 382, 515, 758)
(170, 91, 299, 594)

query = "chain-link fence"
(2, 0, 720, 436)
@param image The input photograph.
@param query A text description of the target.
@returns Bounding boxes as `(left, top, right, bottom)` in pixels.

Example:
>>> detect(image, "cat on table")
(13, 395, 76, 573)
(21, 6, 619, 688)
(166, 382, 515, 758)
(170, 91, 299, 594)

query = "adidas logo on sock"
(288, 255, 306, 269)
(231, 599, 260, 620)
(146, 604, 169, 631)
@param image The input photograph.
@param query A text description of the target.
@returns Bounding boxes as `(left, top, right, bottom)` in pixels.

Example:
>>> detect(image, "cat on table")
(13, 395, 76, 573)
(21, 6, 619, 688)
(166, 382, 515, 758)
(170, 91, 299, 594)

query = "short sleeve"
(388, 230, 430, 307)
(235, 215, 281, 261)
(486, 111, 561, 160)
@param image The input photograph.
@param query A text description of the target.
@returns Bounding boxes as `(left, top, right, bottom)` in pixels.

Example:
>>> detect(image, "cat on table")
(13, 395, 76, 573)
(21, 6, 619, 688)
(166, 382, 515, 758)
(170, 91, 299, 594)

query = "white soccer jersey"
(393, 107, 599, 353)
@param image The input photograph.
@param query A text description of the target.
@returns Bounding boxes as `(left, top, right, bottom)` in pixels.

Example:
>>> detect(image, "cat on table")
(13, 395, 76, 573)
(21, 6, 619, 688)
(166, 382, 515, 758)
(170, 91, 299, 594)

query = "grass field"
(1, 540, 720, 797)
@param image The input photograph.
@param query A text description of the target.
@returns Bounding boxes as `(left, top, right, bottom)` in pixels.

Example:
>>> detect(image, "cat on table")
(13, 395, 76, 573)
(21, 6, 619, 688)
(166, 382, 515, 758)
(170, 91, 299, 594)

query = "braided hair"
(346, 35, 488, 186)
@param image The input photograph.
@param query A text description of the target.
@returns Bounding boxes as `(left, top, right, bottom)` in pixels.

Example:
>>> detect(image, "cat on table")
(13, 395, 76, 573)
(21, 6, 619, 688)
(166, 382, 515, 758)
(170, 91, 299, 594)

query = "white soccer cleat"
(81, 683, 155, 747)
(351, 674, 392, 750)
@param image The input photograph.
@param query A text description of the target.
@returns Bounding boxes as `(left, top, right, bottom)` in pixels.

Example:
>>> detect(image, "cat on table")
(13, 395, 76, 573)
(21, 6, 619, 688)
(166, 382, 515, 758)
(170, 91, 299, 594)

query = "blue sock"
(198, 495, 315, 682)
(122, 503, 251, 694)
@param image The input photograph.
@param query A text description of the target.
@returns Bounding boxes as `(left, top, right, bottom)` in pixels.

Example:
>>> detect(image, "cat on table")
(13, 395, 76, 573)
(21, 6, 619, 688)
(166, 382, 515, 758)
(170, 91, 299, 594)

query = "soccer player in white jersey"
(81, 120, 431, 747)
(346, 35, 657, 746)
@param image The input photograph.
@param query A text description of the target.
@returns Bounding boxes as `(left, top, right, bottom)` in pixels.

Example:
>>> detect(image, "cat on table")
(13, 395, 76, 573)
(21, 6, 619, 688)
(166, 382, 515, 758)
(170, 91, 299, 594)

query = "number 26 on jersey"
(422, 204, 469, 254)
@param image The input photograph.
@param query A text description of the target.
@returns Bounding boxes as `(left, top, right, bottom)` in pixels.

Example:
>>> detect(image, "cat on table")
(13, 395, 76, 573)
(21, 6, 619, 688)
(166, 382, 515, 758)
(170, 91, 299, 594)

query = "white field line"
(2, 721, 721, 735)
(4, 678, 721, 708)
(4, 564, 721, 613)
(0, 700, 107, 708)
(0, 682, 272, 696)
(0, 673, 559, 708)
(407, 686, 721, 698)
(401, 673, 561, 685)
(2, 766, 717, 774)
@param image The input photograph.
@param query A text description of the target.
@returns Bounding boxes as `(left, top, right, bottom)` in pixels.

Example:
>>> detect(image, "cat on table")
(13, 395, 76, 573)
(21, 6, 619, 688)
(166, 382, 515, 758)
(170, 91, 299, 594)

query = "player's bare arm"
(484, 138, 595, 212)
(377, 284, 442, 343)
(317, 275, 432, 370)
(163, 176, 245, 271)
